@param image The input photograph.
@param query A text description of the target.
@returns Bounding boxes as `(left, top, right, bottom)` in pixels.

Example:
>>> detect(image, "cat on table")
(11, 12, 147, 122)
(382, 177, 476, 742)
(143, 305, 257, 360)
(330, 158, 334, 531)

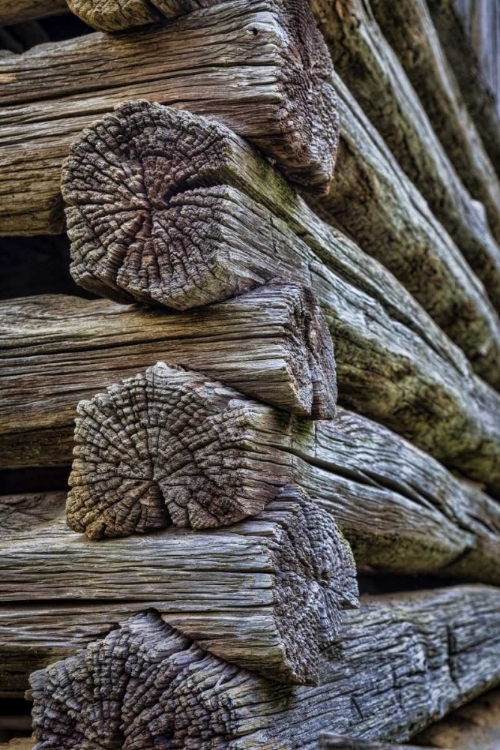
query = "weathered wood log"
(0, 486, 358, 686)
(63, 363, 498, 578)
(0, 491, 66, 538)
(0, 741, 33, 750)
(57, 103, 500, 493)
(0, 0, 338, 236)
(0, 0, 67, 26)
(63, 100, 500, 391)
(310, 0, 500, 315)
(414, 687, 500, 748)
(428, 0, 500, 176)
(370, 0, 500, 246)
(319, 738, 433, 749)
(28, 586, 500, 748)
(66, 0, 159, 29)
(0, 284, 337, 470)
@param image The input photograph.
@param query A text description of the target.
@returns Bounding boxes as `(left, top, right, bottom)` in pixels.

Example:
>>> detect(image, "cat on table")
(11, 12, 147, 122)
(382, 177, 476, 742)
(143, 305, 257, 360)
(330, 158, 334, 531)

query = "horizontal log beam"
(0, 486, 358, 686)
(0, 0, 67, 25)
(0, 0, 338, 236)
(310, 0, 500, 316)
(319, 738, 432, 750)
(428, 0, 500, 176)
(59, 102, 500, 493)
(28, 586, 500, 747)
(0, 283, 337, 469)
(0, 741, 33, 750)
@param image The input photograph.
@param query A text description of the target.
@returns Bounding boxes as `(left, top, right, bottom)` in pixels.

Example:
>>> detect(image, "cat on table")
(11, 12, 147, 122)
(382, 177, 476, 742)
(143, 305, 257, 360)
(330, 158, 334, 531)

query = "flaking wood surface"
(28, 587, 500, 748)
(59, 102, 500, 494)
(0, 0, 338, 235)
(428, 0, 500, 175)
(0, 487, 358, 687)
(0, 284, 337, 469)
(370, 0, 500, 245)
(311, 0, 500, 316)
(58, 363, 500, 577)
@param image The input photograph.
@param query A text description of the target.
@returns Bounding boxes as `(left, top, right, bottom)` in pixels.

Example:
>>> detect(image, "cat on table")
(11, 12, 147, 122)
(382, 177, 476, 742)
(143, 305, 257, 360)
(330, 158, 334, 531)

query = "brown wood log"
(428, 0, 500, 176)
(319, 738, 435, 750)
(0, 0, 67, 25)
(55, 102, 500, 494)
(414, 687, 500, 748)
(310, 0, 500, 316)
(369, 0, 500, 247)
(63, 99, 500, 391)
(0, 0, 338, 236)
(0, 486, 358, 686)
(0, 284, 337, 470)
(27, 586, 500, 748)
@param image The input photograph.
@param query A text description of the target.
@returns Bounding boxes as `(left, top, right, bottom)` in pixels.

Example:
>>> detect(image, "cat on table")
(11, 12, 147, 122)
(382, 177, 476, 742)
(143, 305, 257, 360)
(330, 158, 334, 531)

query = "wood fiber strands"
(0, 0, 67, 25)
(310, 0, 500, 315)
(0, 487, 358, 685)
(0, 0, 339, 235)
(427, 0, 500, 176)
(63, 364, 489, 575)
(0, 284, 337, 471)
(28, 586, 500, 749)
(60, 103, 500, 495)
(369, 0, 500, 246)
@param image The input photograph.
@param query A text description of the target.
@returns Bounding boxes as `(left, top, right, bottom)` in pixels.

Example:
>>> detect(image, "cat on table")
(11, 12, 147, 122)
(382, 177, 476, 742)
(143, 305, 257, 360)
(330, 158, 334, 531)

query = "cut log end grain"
(67, 362, 292, 538)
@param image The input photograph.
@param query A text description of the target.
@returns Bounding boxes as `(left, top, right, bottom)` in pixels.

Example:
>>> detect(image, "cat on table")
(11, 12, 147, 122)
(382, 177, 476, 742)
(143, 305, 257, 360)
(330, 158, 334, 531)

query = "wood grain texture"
(61, 365, 500, 578)
(66, 0, 159, 29)
(0, 0, 67, 25)
(310, 0, 500, 318)
(428, 0, 500, 175)
(0, 487, 358, 686)
(370, 0, 500, 247)
(0, 0, 338, 236)
(57, 102, 500, 494)
(0, 491, 66, 538)
(64, 99, 500, 391)
(414, 688, 500, 748)
(28, 586, 500, 748)
(0, 284, 337, 469)
(319, 738, 433, 749)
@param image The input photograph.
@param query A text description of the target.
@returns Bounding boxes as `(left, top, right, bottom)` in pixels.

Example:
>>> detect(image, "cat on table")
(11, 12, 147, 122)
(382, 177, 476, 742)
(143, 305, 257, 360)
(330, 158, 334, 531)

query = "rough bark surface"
(428, 0, 500, 176)
(0, 0, 339, 235)
(370, 0, 500, 246)
(0, 487, 358, 685)
(310, 0, 500, 318)
(0, 0, 67, 25)
(28, 587, 500, 748)
(0, 284, 337, 471)
(63, 100, 500, 390)
(414, 688, 500, 748)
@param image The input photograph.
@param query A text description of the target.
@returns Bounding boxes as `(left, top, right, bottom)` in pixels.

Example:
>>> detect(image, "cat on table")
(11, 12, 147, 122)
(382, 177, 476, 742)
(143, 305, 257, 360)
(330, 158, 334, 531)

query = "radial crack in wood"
(0, 487, 358, 685)
(28, 586, 500, 748)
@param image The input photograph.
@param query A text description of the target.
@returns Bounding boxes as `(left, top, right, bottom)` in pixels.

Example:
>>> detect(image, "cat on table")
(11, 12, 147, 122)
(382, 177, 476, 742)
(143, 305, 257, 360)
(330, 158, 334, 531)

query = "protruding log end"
(262, 485, 357, 684)
(62, 97, 336, 307)
(67, 362, 291, 539)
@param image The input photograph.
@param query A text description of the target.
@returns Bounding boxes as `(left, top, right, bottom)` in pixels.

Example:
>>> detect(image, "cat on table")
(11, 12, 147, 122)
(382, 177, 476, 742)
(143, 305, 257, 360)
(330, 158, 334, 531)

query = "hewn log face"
(428, 0, 500, 177)
(0, 487, 358, 686)
(58, 103, 500, 493)
(0, 0, 338, 236)
(369, 0, 500, 247)
(28, 587, 500, 748)
(310, 0, 500, 316)
(0, 0, 67, 25)
(319, 738, 431, 749)
(63, 101, 500, 393)
(0, 285, 337, 469)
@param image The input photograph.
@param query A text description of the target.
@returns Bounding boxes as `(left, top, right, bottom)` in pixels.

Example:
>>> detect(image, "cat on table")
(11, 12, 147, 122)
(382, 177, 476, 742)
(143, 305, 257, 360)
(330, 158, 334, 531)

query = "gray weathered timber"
(0, 487, 358, 686)
(310, 0, 500, 315)
(0, 491, 66, 538)
(0, 0, 67, 25)
(428, 0, 500, 175)
(414, 688, 500, 748)
(64, 100, 500, 391)
(319, 738, 434, 749)
(28, 586, 500, 748)
(59, 103, 500, 493)
(0, 285, 337, 469)
(64, 363, 491, 574)
(0, 0, 338, 236)
(370, 0, 500, 246)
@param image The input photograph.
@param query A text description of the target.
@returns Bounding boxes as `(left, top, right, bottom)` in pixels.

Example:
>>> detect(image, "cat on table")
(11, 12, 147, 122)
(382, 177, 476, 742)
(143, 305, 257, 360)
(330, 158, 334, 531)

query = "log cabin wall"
(0, 0, 499, 749)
